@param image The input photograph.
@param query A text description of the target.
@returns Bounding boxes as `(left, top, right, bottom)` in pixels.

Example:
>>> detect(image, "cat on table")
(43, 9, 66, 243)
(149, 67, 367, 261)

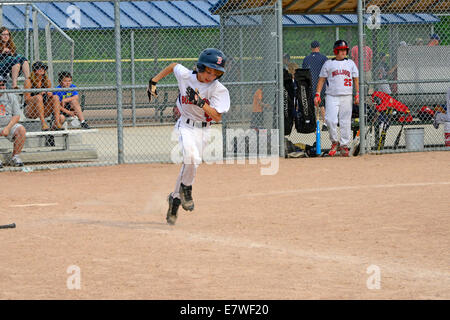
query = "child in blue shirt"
(54, 71, 90, 129)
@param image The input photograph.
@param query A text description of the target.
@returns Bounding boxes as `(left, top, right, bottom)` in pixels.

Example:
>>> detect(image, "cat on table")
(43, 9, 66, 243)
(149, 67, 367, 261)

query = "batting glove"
(314, 93, 321, 107)
(186, 86, 206, 108)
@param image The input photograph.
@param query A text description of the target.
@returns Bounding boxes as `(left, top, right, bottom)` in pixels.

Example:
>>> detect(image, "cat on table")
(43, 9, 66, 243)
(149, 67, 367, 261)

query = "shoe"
(53, 123, 64, 131)
(0, 160, 3, 169)
(10, 155, 24, 167)
(433, 113, 439, 129)
(328, 142, 339, 157)
(340, 146, 350, 157)
(166, 193, 181, 225)
(80, 121, 91, 129)
(180, 183, 194, 211)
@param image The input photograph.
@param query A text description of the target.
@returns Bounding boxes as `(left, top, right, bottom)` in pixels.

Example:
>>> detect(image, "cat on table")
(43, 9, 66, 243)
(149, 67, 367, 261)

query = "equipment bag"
(294, 68, 316, 134)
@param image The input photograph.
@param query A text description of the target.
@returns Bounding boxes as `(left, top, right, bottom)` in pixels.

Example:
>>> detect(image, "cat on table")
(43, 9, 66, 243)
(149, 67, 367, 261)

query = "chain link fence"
(1, 1, 448, 172)
(283, 6, 449, 155)
(361, 1, 449, 154)
(0, 0, 281, 171)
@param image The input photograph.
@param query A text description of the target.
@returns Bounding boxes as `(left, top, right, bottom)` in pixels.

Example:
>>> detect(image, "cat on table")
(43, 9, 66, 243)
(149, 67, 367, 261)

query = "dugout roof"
(1, 1, 440, 30)
(211, 0, 450, 14)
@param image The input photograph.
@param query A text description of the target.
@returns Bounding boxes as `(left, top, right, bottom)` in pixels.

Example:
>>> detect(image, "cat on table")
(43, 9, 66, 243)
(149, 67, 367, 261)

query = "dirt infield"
(1, 152, 449, 300)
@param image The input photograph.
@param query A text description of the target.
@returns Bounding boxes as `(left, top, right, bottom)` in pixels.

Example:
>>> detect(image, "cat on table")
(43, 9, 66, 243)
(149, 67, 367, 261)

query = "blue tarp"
(1, 1, 440, 30)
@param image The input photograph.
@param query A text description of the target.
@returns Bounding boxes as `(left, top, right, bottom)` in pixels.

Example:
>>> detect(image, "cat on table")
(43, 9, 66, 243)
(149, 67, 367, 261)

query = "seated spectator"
(0, 27, 30, 89)
(428, 33, 440, 46)
(0, 76, 26, 167)
(23, 61, 62, 131)
(53, 71, 90, 129)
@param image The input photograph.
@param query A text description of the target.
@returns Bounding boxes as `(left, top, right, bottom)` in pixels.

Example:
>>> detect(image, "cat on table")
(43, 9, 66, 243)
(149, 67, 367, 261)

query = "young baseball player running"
(147, 48, 230, 225)
(314, 40, 359, 157)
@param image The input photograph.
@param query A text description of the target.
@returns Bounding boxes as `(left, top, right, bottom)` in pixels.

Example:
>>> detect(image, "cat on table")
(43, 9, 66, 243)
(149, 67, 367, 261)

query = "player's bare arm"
(147, 62, 178, 102)
(314, 77, 326, 107)
(203, 104, 222, 122)
(185, 86, 222, 122)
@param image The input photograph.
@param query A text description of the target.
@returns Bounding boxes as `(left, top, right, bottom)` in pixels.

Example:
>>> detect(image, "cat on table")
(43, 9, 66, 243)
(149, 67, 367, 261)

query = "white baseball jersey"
(319, 58, 359, 96)
(174, 64, 230, 122)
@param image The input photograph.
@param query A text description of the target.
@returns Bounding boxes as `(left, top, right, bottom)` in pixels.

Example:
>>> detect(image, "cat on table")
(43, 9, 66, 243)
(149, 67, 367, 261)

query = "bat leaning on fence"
(316, 106, 321, 155)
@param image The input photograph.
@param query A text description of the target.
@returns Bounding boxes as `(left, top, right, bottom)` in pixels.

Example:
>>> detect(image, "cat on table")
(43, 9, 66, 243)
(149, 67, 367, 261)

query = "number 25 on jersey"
(344, 78, 352, 87)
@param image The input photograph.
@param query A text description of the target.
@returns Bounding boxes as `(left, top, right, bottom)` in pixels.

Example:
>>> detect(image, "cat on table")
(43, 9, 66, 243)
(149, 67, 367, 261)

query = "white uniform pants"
(325, 94, 353, 147)
(172, 117, 210, 199)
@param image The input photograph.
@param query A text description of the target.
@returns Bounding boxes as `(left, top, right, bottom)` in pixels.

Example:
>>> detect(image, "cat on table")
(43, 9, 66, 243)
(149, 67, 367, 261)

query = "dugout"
(212, 0, 449, 155)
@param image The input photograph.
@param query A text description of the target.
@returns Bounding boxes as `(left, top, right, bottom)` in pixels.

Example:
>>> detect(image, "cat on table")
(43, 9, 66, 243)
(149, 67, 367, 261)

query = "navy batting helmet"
(197, 48, 226, 76)
(333, 40, 349, 55)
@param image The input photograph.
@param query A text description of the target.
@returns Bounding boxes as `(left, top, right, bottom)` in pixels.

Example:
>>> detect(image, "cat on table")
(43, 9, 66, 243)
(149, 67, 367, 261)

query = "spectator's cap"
(399, 41, 407, 47)
(0, 75, 6, 84)
(310, 41, 320, 48)
(430, 33, 440, 41)
(32, 61, 48, 71)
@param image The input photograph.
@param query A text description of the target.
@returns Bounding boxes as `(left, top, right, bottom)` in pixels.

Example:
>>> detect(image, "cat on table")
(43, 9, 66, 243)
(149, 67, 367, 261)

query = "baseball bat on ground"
(0, 223, 16, 229)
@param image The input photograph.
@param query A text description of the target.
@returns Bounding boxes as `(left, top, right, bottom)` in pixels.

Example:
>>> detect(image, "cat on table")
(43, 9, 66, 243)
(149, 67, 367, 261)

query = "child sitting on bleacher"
(53, 71, 90, 129)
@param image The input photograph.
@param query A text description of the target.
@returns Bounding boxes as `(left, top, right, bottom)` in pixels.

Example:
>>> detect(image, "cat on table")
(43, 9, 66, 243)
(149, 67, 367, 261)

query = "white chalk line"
(9, 203, 58, 208)
(208, 181, 450, 201)
(167, 229, 450, 283)
(55, 215, 450, 284)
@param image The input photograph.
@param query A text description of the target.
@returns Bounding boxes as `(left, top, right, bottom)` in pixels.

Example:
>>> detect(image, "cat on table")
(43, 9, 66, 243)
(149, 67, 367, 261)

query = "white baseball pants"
(172, 117, 210, 199)
(325, 94, 353, 147)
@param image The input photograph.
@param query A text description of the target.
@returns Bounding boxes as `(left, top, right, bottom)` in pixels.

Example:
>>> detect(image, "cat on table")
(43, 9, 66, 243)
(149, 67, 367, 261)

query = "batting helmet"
(197, 48, 227, 76)
(333, 40, 349, 55)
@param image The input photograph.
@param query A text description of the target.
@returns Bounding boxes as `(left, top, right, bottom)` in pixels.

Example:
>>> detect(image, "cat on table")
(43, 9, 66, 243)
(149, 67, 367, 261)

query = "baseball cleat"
(166, 193, 181, 225)
(340, 146, 350, 157)
(328, 142, 339, 157)
(180, 183, 194, 211)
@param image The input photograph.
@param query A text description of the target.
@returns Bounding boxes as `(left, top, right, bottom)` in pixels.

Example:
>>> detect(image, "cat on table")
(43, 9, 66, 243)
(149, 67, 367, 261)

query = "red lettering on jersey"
(0, 104, 5, 116)
(331, 69, 351, 77)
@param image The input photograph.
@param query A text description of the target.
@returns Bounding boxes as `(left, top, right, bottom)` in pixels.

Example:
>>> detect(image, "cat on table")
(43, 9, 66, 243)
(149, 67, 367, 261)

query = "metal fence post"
(131, 30, 136, 127)
(115, 0, 124, 164)
(358, 0, 366, 155)
(277, 0, 284, 158)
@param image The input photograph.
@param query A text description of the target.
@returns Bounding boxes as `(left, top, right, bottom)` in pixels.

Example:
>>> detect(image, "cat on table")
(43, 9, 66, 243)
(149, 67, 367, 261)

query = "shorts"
(1, 123, 23, 142)
(23, 93, 50, 109)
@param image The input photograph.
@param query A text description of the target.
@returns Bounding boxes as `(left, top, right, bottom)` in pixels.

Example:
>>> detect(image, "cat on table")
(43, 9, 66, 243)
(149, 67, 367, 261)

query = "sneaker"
(0, 160, 3, 169)
(180, 183, 194, 211)
(328, 142, 339, 157)
(10, 155, 24, 167)
(166, 193, 181, 225)
(340, 146, 350, 157)
(80, 121, 91, 129)
(433, 113, 439, 129)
